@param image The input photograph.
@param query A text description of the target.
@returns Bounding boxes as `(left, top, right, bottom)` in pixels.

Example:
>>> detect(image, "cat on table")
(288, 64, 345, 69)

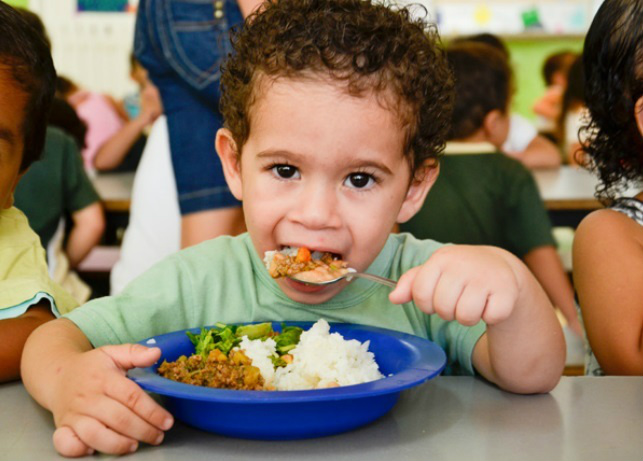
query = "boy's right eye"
(271, 164, 300, 180)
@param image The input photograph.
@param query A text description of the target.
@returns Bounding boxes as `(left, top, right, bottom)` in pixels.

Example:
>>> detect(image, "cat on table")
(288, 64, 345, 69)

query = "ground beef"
(158, 348, 264, 390)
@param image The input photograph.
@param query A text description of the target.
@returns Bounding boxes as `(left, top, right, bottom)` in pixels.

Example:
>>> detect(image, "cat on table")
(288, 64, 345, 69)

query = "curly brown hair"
(220, 0, 454, 175)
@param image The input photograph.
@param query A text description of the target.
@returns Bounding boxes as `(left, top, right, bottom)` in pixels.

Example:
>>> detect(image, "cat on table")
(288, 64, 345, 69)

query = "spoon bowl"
(288, 268, 397, 288)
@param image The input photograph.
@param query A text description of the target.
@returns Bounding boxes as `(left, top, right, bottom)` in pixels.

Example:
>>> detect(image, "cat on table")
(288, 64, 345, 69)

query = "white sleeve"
(502, 113, 538, 153)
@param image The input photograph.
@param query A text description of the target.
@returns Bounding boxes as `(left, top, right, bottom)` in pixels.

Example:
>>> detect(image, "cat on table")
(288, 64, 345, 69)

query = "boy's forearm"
(476, 255, 565, 393)
(21, 318, 93, 409)
(0, 303, 55, 383)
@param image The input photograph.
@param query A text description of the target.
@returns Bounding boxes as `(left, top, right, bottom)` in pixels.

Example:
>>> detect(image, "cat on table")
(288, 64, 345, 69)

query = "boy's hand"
(389, 245, 521, 326)
(49, 344, 173, 457)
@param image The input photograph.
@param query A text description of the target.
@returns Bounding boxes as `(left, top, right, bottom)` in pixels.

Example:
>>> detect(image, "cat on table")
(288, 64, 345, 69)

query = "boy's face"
(0, 68, 27, 209)
(217, 78, 436, 304)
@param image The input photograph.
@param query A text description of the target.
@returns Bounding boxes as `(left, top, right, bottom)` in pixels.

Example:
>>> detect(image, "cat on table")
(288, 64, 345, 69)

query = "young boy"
(0, 2, 78, 382)
(21, 1, 565, 457)
(400, 42, 581, 336)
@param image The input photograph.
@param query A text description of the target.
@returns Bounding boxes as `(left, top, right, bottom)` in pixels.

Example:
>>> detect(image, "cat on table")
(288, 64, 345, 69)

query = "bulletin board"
(431, 0, 601, 37)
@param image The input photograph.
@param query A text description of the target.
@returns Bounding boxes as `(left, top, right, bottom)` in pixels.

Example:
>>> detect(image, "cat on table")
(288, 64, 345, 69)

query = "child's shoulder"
(576, 207, 643, 249)
(0, 207, 40, 245)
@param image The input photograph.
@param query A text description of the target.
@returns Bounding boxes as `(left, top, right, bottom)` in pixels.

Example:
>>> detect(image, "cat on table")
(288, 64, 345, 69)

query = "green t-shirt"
(0, 207, 78, 318)
(66, 233, 486, 375)
(14, 127, 100, 249)
(400, 142, 555, 258)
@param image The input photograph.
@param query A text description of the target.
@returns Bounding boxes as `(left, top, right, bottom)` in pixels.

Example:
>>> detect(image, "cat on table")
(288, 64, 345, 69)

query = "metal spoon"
(288, 268, 397, 288)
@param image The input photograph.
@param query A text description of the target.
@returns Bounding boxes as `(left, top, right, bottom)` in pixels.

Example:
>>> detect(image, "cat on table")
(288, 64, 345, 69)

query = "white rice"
(236, 336, 278, 388)
(235, 319, 383, 391)
(273, 319, 383, 390)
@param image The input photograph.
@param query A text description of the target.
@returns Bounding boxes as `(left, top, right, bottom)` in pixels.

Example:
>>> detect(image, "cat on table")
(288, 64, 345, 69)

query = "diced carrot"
(295, 247, 311, 262)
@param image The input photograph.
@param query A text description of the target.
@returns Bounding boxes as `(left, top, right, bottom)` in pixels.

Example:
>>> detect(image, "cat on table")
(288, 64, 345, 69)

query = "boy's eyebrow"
(257, 149, 394, 175)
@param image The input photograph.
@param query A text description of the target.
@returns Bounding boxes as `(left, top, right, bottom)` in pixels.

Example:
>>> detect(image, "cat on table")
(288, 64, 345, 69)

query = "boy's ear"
(215, 128, 243, 201)
(396, 161, 440, 223)
(635, 96, 643, 138)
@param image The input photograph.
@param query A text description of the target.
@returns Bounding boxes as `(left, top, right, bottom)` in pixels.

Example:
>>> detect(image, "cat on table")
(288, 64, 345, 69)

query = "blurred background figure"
(13, 8, 105, 304)
(533, 50, 578, 138)
(556, 56, 589, 166)
(453, 33, 562, 169)
(134, 0, 263, 249)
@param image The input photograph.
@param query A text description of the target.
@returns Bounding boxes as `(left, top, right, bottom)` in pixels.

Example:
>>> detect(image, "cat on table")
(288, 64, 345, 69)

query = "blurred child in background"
(533, 50, 577, 136)
(556, 56, 588, 166)
(573, 0, 643, 376)
(56, 74, 161, 173)
(13, 8, 104, 304)
(400, 42, 581, 336)
(0, 2, 78, 382)
(454, 33, 561, 169)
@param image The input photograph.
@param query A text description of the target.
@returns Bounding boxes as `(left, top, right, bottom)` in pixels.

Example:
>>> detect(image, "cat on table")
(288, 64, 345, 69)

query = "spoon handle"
(348, 272, 397, 288)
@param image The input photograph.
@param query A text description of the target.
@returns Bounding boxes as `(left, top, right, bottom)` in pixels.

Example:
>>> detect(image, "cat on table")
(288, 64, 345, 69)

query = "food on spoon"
(157, 320, 383, 390)
(263, 246, 349, 282)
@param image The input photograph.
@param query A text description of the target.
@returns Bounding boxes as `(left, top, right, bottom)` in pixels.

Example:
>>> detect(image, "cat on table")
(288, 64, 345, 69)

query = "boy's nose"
(290, 183, 341, 230)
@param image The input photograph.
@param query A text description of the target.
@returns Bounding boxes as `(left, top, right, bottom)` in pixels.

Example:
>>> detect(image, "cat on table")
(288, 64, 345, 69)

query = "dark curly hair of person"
(0, 2, 56, 172)
(446, 42, 512, 140)
(582, 0, 643, 202)
(220, 0, 454, 175)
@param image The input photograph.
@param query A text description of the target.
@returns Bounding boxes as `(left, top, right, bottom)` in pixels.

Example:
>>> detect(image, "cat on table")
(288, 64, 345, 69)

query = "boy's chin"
(279, 278, 346, 304)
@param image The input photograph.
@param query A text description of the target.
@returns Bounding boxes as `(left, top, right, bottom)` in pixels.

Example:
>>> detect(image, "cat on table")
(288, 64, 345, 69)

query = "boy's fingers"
(483, 291, 514, 325)
(105, 377, 173, 432)
(408, 264, 442, 315)
(101, 344, 162, 371)
(431, 272, 465, 321)
(81, 394, 167, 446)
(72, 415, 139, 456)
(454, 284, 488, 326)
(53, 426, 94, 458)
(389, 266, 421, 304)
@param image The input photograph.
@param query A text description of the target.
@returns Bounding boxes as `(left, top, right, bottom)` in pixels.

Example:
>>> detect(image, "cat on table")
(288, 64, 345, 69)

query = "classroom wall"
(507, 36, 585, 121)
(26, 0, 138, 99)
(13, 0, 584, 122)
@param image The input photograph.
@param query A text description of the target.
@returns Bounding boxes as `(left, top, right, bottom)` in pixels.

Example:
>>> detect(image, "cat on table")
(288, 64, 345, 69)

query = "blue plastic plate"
(129, 322, 446, 440)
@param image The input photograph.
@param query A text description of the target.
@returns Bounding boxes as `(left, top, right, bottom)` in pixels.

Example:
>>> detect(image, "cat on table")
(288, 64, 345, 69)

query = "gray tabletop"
(2, 376, 642, 461)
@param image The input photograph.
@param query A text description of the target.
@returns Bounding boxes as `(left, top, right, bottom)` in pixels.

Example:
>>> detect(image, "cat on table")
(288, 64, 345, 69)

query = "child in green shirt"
(0, 2, 78, 382)
(22, 0, 565, 457)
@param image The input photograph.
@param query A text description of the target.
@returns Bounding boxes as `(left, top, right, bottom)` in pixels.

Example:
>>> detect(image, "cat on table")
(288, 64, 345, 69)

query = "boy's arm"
(66, 202, 105, 269)
(470, 257, 566, 393)
(21, 318, 174, 456)
(523, 245, 582, 336)
(0, 301, 55, 383)
(390, 245, 565, 394)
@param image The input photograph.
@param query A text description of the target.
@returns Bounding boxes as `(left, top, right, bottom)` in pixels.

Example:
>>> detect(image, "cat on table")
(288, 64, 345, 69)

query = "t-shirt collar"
(444, 141, 497, 155)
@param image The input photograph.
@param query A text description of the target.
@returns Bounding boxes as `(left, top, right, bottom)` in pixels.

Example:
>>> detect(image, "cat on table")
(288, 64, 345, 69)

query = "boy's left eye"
(344, 173, 375, 189)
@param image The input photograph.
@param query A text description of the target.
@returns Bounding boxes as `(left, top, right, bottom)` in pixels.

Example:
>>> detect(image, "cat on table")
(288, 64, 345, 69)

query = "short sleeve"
(65, 253, 197, 346)
(61, 133, 100, 213)
(504, 164, 556, 256)
(503, 114, 538, 153)
(0, 208, 78, 318)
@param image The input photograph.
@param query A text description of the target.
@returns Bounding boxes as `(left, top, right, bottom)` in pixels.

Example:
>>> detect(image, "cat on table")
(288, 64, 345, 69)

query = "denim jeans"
(134, 0, 243, 214)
